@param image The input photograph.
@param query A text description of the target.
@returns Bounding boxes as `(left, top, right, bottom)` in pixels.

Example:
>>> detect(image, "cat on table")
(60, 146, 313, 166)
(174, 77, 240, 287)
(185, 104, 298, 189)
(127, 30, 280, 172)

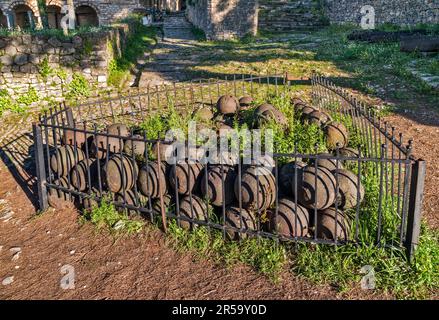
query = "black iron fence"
(32, 74, 425, 260)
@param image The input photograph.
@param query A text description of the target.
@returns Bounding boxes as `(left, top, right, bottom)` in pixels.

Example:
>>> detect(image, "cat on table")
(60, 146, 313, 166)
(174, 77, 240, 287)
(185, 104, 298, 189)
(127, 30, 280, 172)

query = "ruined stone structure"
(186, 0, 439, 38)
(187, 0, 258, 40)
(258, 0, 327, 31)
(0, 23, 132, 99)
(325, 0, 439, 26)
(1, 1, 437, 36)
(0, 0, 184, 29)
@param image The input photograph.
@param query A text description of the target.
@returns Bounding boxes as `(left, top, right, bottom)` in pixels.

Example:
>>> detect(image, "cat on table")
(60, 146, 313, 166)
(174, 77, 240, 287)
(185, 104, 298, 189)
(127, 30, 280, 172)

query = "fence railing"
(32, 74, 425, 260)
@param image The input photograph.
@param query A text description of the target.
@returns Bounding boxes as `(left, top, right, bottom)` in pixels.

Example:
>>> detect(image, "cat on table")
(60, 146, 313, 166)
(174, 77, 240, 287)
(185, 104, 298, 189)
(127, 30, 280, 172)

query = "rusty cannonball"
(138, 161, 168, 199)
(106, 123, 130, 137)
(234, 165, 276, 211)
(62, 123, 89, 148)
(169, 162, 203, 195)
(50, 145, 85, 177)
(306, 110, 333, 126)
(217, 95, 239, 115)
(239, 96, 254, 109)
(201, 165, 237, 207)
(325, 122, 349, 150)
(296, 165, 337, 210)
(311, 153, 345, 172)
(152, 142, 175, 162)
(332, 169, 364, 209)
(338, 147, 360, 158)
(336, 147, 360, 167)
(123, 135, 146, 158)
(91, 135, 122, 160)
(48, 177, 75, 209)
(291, 97, 304, 104)
(103, 154, 138, 193)
(267, 197, 310, 238)
(316, 207, 351, 242)
(254, 103, 275, 116)
(279, 160, 306, 196)
(194, 107, 214, 122)
(70, 158, 99, 191)
(178, 195, 209, 230)
(257, 108, 288, 127)
(224, 207, 257, 240)
(297, 105, 317, 119)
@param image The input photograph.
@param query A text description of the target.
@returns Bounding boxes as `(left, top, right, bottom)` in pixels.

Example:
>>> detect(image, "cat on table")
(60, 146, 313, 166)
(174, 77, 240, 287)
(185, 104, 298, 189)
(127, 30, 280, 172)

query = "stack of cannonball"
(292, 97, 349, 151)
(48, 93, 363, 243)
(271, 153, 364, 241)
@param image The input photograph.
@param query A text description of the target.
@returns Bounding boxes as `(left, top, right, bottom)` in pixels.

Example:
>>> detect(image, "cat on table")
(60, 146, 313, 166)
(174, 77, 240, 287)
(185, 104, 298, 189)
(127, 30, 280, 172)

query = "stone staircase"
(137, 13, 198, 87)
(258, 0, 328, 31)
(162, 12, 196, 42)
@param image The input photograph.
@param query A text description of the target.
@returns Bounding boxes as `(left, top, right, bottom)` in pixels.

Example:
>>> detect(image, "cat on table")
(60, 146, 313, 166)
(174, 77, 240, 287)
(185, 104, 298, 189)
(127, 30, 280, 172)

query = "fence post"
(405, 159, 426, 261)
(65, 107, 74, 126)
(32, 122, 49, 212)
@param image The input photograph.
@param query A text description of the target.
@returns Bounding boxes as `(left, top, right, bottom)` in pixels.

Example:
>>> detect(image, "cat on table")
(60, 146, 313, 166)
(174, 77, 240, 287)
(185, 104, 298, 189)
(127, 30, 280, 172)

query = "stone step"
(258, 0, 325, 31)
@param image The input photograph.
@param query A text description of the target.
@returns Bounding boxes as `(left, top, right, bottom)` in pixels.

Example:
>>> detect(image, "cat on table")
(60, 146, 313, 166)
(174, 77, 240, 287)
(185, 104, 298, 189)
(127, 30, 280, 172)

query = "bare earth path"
(0, 22, 437, 299)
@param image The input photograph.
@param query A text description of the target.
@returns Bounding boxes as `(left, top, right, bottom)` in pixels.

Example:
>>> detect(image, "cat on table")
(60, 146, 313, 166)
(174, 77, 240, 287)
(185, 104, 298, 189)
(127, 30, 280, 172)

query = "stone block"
(28, 54, 40, 64)
(14, 54, 28, 66)
(19, 64, 32, 73)
(0, 55, 13, 66)
(5, 45, 17, 56)
(48, 37, 62, 47)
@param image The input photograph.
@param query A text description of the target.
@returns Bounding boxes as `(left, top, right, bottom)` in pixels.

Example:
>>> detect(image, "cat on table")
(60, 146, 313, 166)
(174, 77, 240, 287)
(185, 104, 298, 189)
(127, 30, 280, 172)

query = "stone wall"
(0, 25, 130, 99)
(0, 0, 141, 27)
(187, 0, 258, 40)
(259, 0, 328, 31)
(186, 0, 210, 35)
(324, 0, 439, 26)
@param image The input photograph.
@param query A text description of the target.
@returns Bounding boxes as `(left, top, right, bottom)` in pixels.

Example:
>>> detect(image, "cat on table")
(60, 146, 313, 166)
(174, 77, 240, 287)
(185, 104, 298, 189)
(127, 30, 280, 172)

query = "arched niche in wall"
(75, 5, 99, 27)
(13, 4, 35, 29)
(47, 5, 62, 29)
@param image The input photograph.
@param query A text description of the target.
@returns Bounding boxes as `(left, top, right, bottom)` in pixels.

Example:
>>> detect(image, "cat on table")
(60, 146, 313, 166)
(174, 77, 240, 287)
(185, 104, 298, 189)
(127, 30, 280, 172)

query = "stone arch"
(74, 2, 99, 27)
(46, 4, 62, 29)
(45, 0, 64, 8)
(9, 1, 38, 29)
(6, 1, 39, 14)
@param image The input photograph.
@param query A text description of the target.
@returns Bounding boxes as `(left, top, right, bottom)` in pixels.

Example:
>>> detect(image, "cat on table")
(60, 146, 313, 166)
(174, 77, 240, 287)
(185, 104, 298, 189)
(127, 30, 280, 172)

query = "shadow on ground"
(0, 132, 38, 209)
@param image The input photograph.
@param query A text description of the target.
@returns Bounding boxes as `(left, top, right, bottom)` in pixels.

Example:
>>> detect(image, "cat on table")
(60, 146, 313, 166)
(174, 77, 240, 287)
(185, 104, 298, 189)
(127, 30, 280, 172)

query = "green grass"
(65, 73, 92, 102)
(0, 87, 40, 116)
(0, 26, 111, 39)
(186, 23, 438, 110)
(294, 226, 438, 299)
(167, 221, 287, 281)
(107, 21, 157, 89)
(191, 26, 206, 41)
(83, 198, 144, 235)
